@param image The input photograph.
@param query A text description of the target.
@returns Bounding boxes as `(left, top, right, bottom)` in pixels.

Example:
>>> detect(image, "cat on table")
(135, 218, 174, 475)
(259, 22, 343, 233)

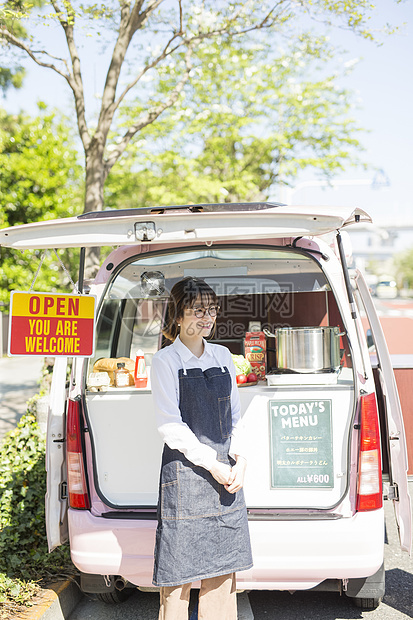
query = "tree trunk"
(83, 146, 106, 280)
(84, 152, 105, 214)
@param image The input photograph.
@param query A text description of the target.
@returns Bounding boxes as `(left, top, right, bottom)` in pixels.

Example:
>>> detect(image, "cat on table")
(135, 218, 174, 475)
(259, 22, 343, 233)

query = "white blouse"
(150, 336, 246, 470)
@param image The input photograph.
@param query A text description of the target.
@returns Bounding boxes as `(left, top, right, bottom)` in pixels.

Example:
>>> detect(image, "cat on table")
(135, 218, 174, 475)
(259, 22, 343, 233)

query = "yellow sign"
(9, 291, 96, 356)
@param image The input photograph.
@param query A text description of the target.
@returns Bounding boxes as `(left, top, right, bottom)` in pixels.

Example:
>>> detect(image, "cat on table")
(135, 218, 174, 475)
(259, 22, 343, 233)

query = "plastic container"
(134, 349, 148, 388)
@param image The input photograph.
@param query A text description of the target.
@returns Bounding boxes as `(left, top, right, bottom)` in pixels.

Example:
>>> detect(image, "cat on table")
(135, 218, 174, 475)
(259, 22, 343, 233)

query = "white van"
(1, 203, 411, 610)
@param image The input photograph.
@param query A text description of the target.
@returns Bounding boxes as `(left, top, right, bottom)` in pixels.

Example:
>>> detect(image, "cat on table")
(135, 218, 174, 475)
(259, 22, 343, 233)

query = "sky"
(273, 0, 413, 234)
(2, 0, 412, 240)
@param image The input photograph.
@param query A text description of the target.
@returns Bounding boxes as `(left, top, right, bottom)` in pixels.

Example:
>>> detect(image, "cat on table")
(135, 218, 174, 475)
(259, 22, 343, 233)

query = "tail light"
(356, 392, 382, 511)
(66, 398, 90, 509)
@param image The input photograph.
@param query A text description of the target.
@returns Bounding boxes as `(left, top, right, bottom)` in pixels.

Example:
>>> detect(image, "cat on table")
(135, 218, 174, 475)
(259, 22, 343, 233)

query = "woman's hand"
(209, 461, 232, 485)
(225, 456, 247, 494)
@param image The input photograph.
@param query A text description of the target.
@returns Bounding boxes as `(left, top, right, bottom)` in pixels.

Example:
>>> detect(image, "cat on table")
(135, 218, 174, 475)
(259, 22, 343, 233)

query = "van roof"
(0, 203, 372, 249)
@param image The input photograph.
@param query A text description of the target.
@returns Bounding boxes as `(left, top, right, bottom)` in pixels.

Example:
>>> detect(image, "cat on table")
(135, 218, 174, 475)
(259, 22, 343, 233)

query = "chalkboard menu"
(269, 399, 333, 488)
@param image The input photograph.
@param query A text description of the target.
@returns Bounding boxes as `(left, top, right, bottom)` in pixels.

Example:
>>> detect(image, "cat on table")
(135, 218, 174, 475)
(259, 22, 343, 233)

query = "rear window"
(90, 246, 352, 371)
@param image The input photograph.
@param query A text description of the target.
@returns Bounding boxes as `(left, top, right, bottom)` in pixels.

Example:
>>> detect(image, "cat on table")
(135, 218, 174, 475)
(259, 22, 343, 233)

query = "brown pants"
(158, 572, 237, 620)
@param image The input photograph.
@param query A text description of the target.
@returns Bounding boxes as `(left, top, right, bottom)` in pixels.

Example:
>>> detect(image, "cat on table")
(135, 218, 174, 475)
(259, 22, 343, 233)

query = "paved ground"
(0, 355, 44, 443)
(377, 298, 413, 317)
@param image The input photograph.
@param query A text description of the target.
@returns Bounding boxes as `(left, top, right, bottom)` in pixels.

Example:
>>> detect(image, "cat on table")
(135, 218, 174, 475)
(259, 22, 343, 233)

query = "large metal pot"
(264, 326, 344, 373)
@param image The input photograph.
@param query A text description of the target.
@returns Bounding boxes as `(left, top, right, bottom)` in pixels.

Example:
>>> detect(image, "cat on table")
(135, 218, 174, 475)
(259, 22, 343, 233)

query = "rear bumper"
(68, 508, 385, 590)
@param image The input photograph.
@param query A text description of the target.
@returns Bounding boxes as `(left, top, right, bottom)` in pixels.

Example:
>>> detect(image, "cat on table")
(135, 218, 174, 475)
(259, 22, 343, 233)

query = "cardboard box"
(244, 331, 266, 380)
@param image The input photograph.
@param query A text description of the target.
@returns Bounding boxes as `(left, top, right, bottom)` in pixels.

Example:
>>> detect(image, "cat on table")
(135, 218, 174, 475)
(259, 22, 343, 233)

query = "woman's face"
(179, 295, 218, 339)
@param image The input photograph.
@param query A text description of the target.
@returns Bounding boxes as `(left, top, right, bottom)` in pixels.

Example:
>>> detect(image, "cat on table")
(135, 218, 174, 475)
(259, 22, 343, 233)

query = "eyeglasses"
(192, 305, 220, 318)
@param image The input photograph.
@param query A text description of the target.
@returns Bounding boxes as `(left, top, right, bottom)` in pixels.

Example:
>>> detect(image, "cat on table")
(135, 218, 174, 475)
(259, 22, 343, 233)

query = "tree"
(0, 106, 82, 308)
(394, 248, 413, 290)
(0, 65, 25, 93)
(0, 0, 46, 93)
(0, 0, 394, 194)
(0, 0, 397, 274)
(105, 36, 365, 206)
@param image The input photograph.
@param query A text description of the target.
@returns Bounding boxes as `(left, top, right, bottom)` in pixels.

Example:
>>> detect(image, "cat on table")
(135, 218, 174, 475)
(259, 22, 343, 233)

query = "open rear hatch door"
(0, 203, 371, 249)
(354, 270, 412, 554)
(45, 357, 69, 551)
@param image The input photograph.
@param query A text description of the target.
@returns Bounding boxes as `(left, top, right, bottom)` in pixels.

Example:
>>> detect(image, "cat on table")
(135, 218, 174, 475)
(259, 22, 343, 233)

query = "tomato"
(247, 372, 258, 383)
(236, 374, 247, 384)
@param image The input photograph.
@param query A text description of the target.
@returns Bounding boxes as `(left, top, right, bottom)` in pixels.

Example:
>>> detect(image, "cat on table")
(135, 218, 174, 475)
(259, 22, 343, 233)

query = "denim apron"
(153, 359, 253, 587)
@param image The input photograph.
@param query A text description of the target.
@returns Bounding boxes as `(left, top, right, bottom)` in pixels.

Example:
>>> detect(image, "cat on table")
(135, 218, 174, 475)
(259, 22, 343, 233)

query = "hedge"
(0, 402, 74, 612)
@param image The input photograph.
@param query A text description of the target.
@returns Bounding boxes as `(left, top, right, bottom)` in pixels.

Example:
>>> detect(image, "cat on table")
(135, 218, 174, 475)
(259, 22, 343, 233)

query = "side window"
(128, 299, 165, 364)
(92, 297, 165, 368)
(94, 299, 123, 360)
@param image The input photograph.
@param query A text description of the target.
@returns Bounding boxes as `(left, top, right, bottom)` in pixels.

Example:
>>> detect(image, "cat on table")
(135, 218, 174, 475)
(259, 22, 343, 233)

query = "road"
(0, 355, 44, 443)
(68, 484, 413, 620)
(373, 296, 413, 319)
(367, 297, 413, 355)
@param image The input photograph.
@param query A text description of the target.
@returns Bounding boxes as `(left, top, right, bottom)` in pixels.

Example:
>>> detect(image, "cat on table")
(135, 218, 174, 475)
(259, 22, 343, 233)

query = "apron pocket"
(218, 395, 231, 439)
(160, 461, 179, 520)
(178, 464, 221, 518)
(220, 486, 246, 513)
(161, 480, 179, 519)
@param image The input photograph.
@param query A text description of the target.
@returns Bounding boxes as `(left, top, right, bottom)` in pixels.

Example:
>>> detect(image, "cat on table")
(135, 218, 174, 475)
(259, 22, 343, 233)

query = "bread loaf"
(93, 357, 135, 386)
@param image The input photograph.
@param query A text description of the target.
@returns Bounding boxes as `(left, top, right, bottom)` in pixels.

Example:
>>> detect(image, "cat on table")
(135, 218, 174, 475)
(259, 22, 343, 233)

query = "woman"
(151, 276, 253, 620)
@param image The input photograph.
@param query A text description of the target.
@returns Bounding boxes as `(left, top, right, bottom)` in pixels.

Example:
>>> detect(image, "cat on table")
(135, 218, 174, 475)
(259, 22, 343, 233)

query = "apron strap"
(180, 357, 188, 375)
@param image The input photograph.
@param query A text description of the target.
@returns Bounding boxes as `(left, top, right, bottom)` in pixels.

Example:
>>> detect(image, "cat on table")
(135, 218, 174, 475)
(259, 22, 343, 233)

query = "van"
(1, 202, 411, 610)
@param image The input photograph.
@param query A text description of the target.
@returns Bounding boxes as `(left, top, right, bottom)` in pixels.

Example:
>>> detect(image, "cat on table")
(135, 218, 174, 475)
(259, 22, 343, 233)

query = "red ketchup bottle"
(134, 349, 148, 388)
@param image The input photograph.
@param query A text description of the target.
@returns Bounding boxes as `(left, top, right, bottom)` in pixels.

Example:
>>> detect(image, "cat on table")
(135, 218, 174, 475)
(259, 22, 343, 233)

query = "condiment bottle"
(134, 349, 148, 388)
(115, 362, 130, 387)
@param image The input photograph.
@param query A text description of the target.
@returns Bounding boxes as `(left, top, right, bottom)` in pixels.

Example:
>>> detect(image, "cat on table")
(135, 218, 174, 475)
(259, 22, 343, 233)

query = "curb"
(17, 579, 83, 620)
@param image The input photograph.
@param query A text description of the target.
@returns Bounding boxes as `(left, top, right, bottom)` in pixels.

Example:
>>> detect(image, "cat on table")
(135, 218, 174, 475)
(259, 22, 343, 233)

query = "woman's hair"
(162, 276, 218, 342)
